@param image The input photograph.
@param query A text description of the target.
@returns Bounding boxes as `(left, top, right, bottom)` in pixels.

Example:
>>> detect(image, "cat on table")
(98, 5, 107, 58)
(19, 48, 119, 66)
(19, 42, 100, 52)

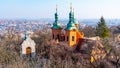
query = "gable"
(21, 37, 35, 49)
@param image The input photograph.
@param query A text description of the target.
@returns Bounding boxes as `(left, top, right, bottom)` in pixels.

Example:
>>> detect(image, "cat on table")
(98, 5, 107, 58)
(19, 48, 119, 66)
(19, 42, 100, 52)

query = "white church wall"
(21, 36, 36, 58)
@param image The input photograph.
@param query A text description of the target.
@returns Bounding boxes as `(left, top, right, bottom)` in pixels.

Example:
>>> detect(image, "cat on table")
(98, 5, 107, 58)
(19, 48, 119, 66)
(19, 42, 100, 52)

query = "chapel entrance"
(26, 47, 31, 57)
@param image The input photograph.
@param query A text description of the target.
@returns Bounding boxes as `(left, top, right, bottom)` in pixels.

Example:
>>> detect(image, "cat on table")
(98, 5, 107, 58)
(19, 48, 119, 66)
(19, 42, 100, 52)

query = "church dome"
(73, 18, 79, 24)
(52, 5, 62, 29)
(65, 20, 77, 30)
(65, 2, 77, 31)
(65, 11, 77, 30)
(52, 21, 61, 29)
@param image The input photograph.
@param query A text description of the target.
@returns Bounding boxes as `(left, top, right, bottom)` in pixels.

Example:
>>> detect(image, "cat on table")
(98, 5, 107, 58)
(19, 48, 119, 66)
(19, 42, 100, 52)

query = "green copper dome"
(73, 18, 79, 24)
(72, 9, 79, 24)
(52, 6, 61, 29)
(65, 11, 77, 30)
(65, 22, 77, 30)
(52, 20, 61, 29)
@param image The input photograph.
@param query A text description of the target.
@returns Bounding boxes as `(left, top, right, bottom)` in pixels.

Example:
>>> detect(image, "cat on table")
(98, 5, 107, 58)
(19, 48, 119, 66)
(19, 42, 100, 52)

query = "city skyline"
(0, 0, 120, 19)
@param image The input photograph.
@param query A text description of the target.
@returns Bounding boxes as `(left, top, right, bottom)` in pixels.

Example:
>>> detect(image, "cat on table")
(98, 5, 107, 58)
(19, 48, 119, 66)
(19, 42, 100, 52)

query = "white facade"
(20, 36, 36, 57)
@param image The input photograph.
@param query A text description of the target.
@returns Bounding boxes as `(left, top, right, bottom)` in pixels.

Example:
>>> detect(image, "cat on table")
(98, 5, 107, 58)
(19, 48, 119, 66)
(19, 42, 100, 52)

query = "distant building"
(20, 34, 36, 58)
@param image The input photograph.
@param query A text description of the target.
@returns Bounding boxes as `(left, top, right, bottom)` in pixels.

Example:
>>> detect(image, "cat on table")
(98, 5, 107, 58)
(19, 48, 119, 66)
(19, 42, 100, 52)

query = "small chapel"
(20, 34, 36, 58)
(51, 4, 84, 47)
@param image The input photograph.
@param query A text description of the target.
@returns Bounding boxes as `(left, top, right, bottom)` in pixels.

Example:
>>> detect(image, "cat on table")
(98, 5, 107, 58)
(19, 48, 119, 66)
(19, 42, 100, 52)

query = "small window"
(63, 36, 65, 41)
(67, 36, 69, 41)
(53, 34, 54, 39)
(72, 36, 74, 41)
(57, 34, 60, 40)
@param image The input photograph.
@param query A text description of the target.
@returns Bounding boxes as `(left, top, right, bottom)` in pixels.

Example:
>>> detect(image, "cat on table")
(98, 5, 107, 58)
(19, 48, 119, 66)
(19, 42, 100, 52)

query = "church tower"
(51, 5, 62, 41)
(73, 8, 79, 28)
(65, 3, 77, 46)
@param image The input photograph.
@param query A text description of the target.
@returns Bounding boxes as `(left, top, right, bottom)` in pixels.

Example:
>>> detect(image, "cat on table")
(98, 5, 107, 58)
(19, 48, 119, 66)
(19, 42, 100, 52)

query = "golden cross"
(70, 3, 72, 11)
(56, 4, 58, 12)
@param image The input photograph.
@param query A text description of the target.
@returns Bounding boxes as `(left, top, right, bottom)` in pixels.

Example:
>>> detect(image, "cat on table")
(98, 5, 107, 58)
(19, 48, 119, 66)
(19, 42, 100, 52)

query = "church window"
(72, 36, 74, 41)
(53, 34, 54, 39)
(57, 34, 60, 40)
(67, 36, 69, 41)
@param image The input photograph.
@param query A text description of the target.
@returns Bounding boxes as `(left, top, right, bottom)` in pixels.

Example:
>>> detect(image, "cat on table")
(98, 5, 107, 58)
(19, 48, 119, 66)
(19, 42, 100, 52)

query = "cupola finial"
(56, 4, 58, 12)
(70, 3, 72, 11)
(73, 8, 74, 17)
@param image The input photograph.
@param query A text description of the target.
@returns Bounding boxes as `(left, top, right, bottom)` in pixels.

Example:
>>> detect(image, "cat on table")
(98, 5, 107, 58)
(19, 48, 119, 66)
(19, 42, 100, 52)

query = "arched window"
(72, 36, 74, 41)
(57, 34, 60, 40)
(63, 36, 65, 41)
(67, 36, 69, 41)
(53, 34, 54, 39)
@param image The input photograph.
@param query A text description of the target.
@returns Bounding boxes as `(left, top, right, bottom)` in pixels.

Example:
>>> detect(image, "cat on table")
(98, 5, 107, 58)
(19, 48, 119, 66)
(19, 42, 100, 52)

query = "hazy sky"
(0, 0, 120, 19)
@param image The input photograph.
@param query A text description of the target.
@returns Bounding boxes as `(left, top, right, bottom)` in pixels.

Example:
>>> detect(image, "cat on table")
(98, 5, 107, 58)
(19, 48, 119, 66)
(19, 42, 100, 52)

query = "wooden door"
(26, 47, 31, 57)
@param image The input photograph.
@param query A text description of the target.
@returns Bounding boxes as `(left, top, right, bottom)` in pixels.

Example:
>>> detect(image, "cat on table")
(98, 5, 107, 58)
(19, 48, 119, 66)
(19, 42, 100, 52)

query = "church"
(51, 4, 84, 47)
(51, 4, 106, 63)
(20, 34, 36, 58)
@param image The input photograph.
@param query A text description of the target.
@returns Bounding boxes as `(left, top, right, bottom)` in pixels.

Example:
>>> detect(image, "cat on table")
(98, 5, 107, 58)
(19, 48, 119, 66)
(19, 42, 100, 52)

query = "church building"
(51, 4, 84, 46)
(51, 4, 106, 63)
(20, 34, 36, 58)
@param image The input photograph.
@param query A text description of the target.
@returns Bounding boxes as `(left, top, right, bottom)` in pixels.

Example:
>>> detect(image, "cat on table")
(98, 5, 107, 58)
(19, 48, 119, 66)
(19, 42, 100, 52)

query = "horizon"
(1, 18, 120, 20)
(0, 0, 120, 19)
